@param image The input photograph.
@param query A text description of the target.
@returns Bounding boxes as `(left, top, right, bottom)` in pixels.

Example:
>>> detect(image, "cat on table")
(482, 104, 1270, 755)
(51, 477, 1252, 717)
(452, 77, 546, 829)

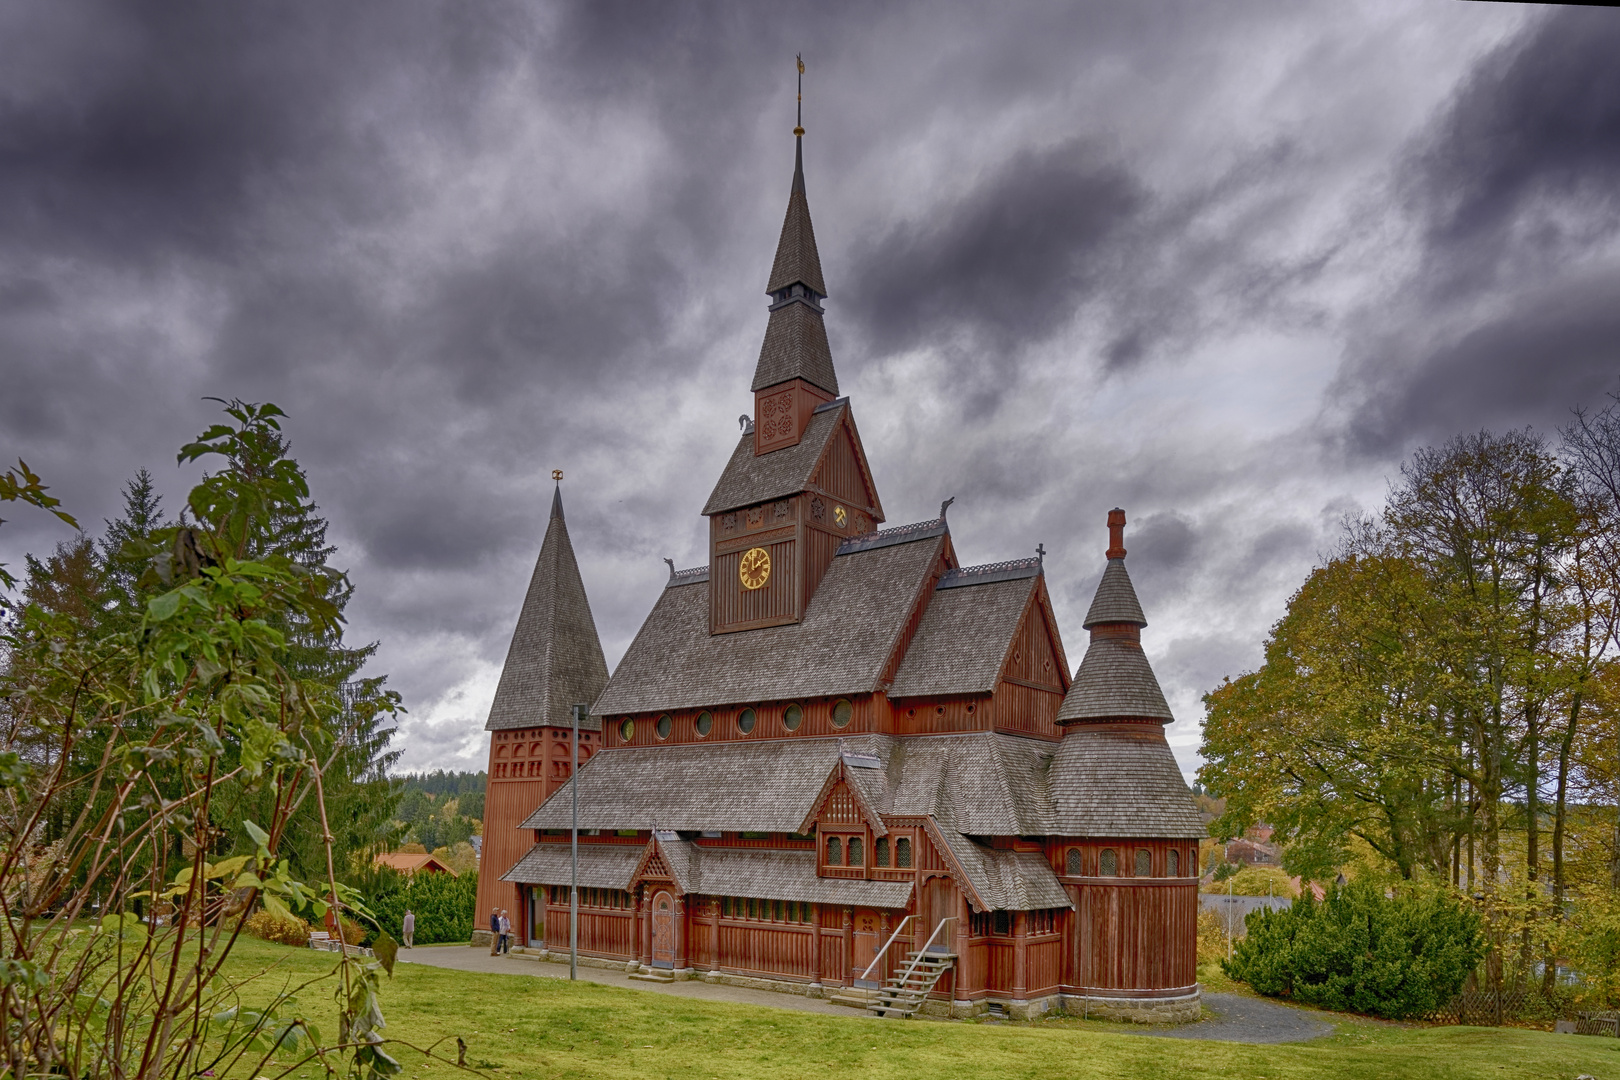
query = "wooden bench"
(1576, 1011, 1619, 1037)
(307, 931, 374, 959)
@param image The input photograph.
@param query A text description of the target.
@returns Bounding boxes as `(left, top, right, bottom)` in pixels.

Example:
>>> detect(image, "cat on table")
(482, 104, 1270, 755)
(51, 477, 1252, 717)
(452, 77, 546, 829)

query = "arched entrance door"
(651, 891, 675, 968)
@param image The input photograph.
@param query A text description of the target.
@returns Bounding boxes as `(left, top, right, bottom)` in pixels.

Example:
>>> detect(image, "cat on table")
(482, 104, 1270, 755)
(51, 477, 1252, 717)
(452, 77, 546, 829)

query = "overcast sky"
(3, 2, 1618, 777)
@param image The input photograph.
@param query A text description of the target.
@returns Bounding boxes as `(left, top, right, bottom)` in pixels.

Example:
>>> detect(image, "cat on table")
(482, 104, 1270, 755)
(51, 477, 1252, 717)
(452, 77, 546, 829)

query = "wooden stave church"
(472, 133, 1204, 1022)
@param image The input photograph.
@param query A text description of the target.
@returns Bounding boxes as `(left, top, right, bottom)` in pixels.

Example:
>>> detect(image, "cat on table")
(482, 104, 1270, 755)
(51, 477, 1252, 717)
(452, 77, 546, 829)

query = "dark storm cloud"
(1, 0, 1580, 771)
(843, 141, 1146, 354)
(1333, 5, 1620, 455)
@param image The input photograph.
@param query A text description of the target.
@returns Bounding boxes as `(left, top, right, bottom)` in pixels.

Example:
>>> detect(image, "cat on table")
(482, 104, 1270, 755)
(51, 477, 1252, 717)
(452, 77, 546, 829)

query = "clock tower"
(699, 131, 883, 634)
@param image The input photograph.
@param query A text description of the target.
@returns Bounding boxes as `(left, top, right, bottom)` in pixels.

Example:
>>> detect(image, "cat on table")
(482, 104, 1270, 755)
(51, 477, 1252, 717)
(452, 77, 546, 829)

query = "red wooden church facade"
(476, 133, 1204, 1021)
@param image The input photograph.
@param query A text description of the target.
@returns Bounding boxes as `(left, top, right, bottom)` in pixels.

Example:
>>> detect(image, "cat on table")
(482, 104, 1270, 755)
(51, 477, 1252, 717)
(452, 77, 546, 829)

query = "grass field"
(215, 938, 1615, 1080)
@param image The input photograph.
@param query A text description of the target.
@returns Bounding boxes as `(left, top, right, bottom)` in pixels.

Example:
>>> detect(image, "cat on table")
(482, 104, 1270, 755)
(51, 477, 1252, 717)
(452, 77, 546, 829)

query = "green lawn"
(216, 938, 1616, 1080)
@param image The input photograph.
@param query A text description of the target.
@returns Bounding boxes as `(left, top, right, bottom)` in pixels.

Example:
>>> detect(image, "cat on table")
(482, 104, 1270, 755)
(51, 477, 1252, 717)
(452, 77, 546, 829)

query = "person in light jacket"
(402, 909, 415, 948)
(498, 909, 511, 954)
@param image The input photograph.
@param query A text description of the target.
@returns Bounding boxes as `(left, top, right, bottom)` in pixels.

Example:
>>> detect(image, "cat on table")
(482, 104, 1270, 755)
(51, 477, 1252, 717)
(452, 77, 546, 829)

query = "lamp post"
(570, 702, 584, 981)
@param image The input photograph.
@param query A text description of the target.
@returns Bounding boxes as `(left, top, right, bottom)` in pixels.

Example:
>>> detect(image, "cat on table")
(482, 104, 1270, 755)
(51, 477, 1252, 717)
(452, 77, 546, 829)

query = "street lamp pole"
(570, 702, 584, 981)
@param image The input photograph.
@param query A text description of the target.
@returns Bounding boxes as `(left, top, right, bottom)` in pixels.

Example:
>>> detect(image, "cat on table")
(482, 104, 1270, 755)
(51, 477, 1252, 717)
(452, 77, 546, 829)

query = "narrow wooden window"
(747, 898, 757, 920)
(992, 911, 1011, 936)
(874, 837, 889, 867)
(1065, 848, 1082, 876)
(826, 836, 843, 865)
(1168, 850, 1180, 876)
(896, 837, 912, 868)
(1135, 849, 1151, 877)
(1190, 849, 1199, 876)
(774, 899, 783, 921)
(848, 836, 863, 866)
(1099, 848, 1117, 876)
(722, 897, 731, 917)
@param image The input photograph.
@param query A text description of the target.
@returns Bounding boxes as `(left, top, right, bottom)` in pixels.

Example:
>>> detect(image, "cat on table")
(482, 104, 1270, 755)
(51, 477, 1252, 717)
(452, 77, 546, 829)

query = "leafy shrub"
(356, 865, 476, 945)
(244, 909, 311, 947)
(1223, 879, 1484, 1019)
(1196, 905, 1229, 968)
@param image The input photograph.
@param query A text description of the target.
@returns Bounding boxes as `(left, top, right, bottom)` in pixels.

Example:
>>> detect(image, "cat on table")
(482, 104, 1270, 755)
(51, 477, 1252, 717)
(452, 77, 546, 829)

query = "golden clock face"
(738, 546, 771, 590)
(833, 505, 848, 528)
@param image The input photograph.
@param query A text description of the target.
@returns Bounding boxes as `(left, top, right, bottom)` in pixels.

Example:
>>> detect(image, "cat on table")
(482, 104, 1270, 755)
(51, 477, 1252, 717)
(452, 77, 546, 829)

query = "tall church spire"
(485, 479, 609, 731)
(752, 61, 836, 399)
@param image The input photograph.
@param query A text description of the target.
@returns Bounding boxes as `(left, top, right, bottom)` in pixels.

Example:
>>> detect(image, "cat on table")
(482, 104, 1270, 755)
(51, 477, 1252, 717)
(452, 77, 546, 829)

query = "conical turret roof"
(485, 484, 610, 732)
(1057, 511, 1173, 724)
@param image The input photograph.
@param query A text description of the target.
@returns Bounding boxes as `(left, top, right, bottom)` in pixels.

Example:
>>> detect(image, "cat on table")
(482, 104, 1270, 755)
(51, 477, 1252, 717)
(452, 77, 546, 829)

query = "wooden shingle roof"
(1056, 636, 1174, 723)
(702, 401, 846, 516)
(500, 841, 642, 889)
(1047, 726, 1205, 838)
(592, 525, 945, 715)
(765, 138, 827, 298)
(1082, 558, 1147, 628)
(887, 572, 1037, 699)
(752, 300, 838, 396)
(642, 836, 913, 908)
(485, 486, 609, 732)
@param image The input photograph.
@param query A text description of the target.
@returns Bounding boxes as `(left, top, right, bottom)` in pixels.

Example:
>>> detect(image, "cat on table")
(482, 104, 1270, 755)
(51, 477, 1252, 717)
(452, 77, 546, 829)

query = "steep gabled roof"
(592, 525, 945, 715)
(702, 401, 878, 516)
(485, 485, 610, 731)
(887, 569, 1040, 699)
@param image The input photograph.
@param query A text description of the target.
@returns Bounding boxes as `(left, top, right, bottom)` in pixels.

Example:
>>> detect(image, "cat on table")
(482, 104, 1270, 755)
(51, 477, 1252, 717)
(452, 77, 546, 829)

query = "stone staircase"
(865, 951, 955, 1019)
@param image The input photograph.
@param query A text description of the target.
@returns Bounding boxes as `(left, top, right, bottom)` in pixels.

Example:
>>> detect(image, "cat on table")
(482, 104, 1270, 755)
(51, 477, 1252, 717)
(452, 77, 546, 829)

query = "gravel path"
(1127, 992, 1333, 1043)
(402, 948, 1333, 1042)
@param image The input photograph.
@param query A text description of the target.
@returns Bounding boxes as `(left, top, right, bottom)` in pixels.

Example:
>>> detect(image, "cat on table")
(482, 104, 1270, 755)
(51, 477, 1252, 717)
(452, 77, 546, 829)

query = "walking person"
(498, 909, 511, 954)
(488, 907, 501, 956)
(401, 908, 414, 949)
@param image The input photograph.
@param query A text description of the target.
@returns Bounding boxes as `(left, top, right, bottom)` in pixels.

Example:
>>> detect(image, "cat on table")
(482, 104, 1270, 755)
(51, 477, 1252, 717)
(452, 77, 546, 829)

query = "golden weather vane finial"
(794, 54, 805, 137)
(552, 469, 563, 482)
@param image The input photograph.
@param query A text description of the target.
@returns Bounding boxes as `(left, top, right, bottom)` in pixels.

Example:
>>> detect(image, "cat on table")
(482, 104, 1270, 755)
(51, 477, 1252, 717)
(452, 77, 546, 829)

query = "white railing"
(857, 914, 915, 985)
(895, 917, 956, 988)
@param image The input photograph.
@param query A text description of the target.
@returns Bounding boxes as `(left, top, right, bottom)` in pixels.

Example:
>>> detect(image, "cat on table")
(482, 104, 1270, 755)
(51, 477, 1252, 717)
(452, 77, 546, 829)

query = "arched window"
(874, 837, 890, 867)
(896, 837, 912, 868)
(1099, 848, 1117, 876)
(1065, 848, 1083, 876)
(1190, 849, 1199, 877)
(1167, 850, 1180, 876)
(848, 836, 864, 866)
(1135, 849, 1151, 877)
(826, 836, 843, 865)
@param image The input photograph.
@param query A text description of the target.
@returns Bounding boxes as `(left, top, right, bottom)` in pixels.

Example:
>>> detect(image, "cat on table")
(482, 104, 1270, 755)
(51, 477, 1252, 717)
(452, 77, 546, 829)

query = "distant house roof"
(374, 853, 455, 876)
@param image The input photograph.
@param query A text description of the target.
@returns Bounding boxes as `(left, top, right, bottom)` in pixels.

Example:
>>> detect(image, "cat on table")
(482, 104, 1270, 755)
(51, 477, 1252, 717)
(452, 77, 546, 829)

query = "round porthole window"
(656, 714, 672, 740)
(695, 711, 713, 737)
(619, 717, 635, 741)
(832, 699, 853, 728)
(737, 708, 757, 734)
(783, 704, 803, 731)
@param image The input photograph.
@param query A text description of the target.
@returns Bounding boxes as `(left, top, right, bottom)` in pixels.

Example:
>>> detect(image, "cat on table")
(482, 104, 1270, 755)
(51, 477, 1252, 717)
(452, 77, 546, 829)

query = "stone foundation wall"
(1060, 990, 1202, 1024)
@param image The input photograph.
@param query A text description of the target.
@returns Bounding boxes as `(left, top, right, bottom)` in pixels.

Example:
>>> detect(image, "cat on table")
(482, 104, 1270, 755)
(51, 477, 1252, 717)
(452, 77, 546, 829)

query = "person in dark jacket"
(488, 908, 501, 956)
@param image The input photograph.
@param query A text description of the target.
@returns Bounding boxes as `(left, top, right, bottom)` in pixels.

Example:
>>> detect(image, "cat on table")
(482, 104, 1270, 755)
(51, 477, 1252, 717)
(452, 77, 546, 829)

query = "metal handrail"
(896, 917, 956, 988)
(858, 914, 915, 984)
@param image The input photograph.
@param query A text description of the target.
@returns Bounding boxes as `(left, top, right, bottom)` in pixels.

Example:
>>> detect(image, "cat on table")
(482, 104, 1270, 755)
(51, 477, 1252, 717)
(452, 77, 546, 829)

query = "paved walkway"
(1129, 992, 1333, 1043)
(400, 947, 1333, 1043)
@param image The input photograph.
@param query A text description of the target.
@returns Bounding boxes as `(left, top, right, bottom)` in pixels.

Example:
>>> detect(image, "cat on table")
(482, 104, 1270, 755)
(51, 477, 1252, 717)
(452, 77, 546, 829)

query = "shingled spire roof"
(766, 138, 827, 297)
(485, 482, 609, 732)
(751, 136, 838, 396)
(1058, 509, 1173, 724)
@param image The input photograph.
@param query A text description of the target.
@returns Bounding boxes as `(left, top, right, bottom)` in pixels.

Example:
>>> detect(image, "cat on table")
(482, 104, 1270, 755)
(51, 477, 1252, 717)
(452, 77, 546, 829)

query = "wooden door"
(850, 908, 880, 985)
(528, 888, 541, 947)
(651, 891, 675, 968)
(923, 877, 957, 954)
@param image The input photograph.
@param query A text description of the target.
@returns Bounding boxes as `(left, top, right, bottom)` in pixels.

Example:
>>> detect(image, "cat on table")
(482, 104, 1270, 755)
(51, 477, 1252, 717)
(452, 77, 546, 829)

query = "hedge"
(358, 866, 476, 945)
(1223, 878, 1484, 1019)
